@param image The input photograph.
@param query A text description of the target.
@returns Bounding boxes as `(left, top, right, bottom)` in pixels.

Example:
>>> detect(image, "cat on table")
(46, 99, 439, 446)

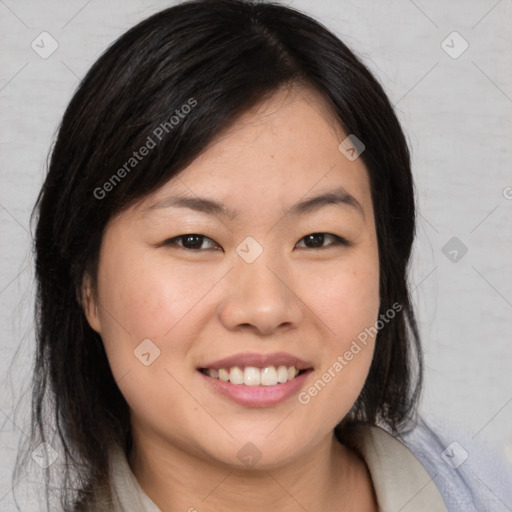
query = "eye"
(295, 232, 350, 249)
(162, 232, 350, 251)
(163, 234, 220, 251)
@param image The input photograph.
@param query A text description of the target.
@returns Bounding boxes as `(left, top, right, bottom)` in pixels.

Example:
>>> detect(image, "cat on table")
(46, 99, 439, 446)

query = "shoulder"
(341, 419, 512, 512)
(400, 418, 512, 512)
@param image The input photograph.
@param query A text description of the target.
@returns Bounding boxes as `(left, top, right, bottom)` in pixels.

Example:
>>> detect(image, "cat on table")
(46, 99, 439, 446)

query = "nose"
(218, 251, 304, 336)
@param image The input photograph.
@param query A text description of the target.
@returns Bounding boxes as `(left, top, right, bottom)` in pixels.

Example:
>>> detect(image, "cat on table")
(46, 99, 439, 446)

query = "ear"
(80, 273, 102, 333)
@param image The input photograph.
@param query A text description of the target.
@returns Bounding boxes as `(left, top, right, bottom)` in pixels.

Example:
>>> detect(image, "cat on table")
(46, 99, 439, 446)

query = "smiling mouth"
(199, 365, 310, 386)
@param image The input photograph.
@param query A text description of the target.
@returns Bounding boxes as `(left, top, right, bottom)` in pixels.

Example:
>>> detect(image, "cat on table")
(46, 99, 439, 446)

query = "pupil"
(185, 235, 202, 249)
(305, 233, 324, 248)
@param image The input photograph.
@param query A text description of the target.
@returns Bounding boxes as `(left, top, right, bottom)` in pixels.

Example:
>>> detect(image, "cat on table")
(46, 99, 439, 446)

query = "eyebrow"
(144, 187, 364, 220)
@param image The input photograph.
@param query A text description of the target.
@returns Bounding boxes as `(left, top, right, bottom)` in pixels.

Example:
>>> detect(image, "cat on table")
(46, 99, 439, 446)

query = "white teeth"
(244, 366, 261, 386)
(260, 366, 277, 386)
(287, 366, 298, 380)
(229, 366, 244, 385)
(205, 365, 303, 385)
(277, 365, 289, 383)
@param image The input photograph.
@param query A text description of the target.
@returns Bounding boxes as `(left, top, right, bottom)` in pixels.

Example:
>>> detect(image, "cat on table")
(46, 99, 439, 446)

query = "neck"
(128, 427, 377, 512)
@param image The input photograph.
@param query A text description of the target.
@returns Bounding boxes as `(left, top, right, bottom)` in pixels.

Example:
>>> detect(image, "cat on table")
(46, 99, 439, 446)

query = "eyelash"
(162, 233, 351, 251)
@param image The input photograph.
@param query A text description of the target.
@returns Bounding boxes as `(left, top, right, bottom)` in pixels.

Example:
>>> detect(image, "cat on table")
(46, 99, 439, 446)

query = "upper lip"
(199, 352, 313, 370)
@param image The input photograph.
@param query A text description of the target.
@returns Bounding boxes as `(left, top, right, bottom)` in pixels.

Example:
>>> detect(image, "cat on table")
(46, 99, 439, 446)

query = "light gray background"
(1, 0, 511, 509)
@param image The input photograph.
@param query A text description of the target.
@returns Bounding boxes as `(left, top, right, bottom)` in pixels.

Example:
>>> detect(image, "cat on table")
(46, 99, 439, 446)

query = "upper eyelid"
(295, 233, 348, 247)
(167, 234, 220, 249)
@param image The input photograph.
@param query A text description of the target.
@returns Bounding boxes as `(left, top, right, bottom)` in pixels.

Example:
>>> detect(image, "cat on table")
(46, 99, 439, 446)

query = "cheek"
(294, 250, 379, 420)
(96, 249, 220, 342)
(93, 243, 232, 402)
(92, 252, 220, 431)
(299, 249, 380, 342)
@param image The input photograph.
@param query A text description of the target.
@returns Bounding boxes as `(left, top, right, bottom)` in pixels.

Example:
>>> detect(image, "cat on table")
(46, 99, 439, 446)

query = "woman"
(16, 0, 512, 510)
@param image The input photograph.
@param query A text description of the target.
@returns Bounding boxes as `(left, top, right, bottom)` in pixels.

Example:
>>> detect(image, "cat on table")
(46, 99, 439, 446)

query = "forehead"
(133, 85, 373, 220)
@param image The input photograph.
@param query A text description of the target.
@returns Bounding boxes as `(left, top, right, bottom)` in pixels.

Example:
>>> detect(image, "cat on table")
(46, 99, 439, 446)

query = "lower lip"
(198, 370, 312, 407)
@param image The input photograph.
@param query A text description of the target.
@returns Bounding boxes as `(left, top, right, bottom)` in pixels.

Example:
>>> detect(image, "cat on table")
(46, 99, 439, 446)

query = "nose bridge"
(238, 250, 285, 300)
(218, 238, 302, 334)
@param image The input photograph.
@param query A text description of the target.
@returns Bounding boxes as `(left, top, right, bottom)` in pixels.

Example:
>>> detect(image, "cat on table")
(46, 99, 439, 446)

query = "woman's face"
(84, 86, 380, 469)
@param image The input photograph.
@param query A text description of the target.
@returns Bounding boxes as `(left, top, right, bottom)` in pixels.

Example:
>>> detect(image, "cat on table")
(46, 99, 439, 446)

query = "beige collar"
(104, 425, 447, 512)
(342, 425, 447, 511)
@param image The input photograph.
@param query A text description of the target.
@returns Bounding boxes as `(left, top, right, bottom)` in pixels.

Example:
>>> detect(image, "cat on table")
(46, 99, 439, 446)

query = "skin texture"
(82, 85, 380, 511)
